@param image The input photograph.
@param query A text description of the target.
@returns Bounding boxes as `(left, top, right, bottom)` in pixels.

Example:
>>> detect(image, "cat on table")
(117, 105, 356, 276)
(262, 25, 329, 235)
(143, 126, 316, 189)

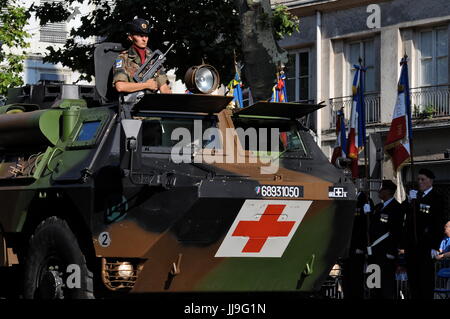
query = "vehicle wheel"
(23, 217, 94, 299)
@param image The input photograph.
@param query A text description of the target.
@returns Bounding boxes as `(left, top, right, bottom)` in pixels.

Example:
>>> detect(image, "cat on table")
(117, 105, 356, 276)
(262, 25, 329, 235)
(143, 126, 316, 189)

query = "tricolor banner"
(347, 65, 366, 159)
(331, 108, 347, 165)
(384, 57, 412, 171)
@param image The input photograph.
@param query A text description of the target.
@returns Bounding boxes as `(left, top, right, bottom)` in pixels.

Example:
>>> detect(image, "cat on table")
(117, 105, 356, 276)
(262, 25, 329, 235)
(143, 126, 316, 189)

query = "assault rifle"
(122, 43, 174, 105)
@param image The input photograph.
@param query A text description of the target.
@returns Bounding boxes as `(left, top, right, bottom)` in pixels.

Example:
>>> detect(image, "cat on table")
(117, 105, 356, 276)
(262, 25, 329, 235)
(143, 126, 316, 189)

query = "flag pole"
(359, 57, 370, 195)
(402, 53, 418, 244)
(358, 57, 371, 283)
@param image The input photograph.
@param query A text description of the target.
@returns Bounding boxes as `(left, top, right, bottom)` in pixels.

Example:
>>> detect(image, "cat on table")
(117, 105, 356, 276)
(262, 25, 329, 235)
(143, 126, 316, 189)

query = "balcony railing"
(410, 85, 450, 119)
(329, 92, 381, 128)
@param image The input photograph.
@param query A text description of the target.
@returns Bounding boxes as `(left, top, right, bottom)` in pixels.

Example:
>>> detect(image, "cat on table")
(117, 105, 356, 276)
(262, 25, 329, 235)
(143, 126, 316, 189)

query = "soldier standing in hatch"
(400, 168, 446, 299)
(113, 18, 172, 94)
(367, 180, 403, 299)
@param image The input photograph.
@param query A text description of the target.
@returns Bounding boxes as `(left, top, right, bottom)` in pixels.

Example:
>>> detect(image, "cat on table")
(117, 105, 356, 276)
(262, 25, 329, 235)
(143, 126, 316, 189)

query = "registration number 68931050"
(256, 185, 304, 198)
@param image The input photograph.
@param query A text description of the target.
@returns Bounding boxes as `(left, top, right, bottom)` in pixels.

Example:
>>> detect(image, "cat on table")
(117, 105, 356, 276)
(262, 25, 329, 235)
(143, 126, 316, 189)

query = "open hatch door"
(134, 93, 233, 114)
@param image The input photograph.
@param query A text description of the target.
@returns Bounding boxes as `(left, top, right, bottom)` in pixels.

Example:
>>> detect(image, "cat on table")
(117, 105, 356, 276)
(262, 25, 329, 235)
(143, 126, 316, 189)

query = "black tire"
(23, 217, 94, 299)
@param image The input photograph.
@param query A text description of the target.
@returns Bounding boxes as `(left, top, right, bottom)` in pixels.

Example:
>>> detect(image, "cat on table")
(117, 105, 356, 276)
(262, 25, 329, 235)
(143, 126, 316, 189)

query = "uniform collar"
(127, 46, 151, 62)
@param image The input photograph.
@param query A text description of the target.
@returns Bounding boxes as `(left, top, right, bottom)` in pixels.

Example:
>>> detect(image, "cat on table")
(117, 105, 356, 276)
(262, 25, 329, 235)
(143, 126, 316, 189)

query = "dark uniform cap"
(127, 18, 151, 35)
(380, 179, 397, 193)
(418, 168, 435, 180)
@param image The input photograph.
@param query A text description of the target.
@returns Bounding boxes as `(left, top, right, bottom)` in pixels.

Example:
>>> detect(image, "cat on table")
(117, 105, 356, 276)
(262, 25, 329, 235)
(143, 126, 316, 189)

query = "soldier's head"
(445, 220, 450, 238)
(126, 18, 150, 49)
(378, 179, 396, 201)
(417, 168, 435, 192)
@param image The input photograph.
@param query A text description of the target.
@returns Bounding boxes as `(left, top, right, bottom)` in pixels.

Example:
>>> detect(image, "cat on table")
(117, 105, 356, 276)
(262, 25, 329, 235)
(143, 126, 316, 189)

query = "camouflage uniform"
(112, 46, 169, 90)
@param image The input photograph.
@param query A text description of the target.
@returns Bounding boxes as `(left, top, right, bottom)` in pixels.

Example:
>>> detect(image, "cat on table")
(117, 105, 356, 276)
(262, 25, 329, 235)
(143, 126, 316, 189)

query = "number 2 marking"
(99, 232, 111, 247)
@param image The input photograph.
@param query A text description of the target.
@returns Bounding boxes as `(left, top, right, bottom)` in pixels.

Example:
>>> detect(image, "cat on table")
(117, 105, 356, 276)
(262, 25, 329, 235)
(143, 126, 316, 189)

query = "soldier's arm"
(159, 83, 172, 93)
(155, 71, 172, 94)
(115, 79, 158, 93)
(113, 54, 159, 93)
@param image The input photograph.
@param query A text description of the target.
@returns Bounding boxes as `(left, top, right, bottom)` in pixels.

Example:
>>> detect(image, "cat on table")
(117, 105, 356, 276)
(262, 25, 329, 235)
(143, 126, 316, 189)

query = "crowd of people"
(342, 168, 449, 299)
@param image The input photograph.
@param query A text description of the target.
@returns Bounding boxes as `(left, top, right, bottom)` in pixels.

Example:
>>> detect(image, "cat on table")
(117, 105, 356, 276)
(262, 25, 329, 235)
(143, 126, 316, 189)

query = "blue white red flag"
(384, 57, 412, 171)
(331, 108, 347, 165)
(347, 64, 366, 159)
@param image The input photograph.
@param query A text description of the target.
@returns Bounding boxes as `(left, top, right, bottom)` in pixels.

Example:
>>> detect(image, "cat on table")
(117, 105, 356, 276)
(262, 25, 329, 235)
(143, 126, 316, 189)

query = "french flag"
(384, 57, 412, 171)
(347, 65, 366, 177)
(347, 65, 366, 158)
(331, 108, 347, 165)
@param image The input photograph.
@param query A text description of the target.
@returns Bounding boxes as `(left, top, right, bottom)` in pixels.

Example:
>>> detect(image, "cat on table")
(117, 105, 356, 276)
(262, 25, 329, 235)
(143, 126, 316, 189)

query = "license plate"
(255, 185, 304, 198)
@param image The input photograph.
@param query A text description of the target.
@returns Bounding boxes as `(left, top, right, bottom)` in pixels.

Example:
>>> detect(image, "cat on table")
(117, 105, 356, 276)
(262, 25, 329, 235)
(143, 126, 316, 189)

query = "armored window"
(76, 121, 102, 142)
(139, 115, 220, 151)
(232, 117, 308, 158)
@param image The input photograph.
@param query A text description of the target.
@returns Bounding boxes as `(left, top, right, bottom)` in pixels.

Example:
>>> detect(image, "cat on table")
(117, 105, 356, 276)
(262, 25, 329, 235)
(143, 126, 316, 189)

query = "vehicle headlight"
(184, 64, 220, 94)
(117, 262, 134, 279)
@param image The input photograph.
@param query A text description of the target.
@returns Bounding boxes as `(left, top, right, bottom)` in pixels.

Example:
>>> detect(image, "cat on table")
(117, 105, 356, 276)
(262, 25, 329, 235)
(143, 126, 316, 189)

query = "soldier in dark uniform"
(113, 18, 171, 94)
(400, 168, 445, 299)
(342, 188, 373, 299)
(367, 180, 403, 299)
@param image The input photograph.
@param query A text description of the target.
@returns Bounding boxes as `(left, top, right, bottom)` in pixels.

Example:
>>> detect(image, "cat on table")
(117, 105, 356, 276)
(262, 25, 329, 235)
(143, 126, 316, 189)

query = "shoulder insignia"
(115, 59, 123, 68)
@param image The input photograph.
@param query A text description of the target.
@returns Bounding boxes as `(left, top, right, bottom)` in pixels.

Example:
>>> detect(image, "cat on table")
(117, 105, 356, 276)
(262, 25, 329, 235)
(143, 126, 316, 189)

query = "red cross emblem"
(215, 200, 312, 258)
(232, 204, 295, 253)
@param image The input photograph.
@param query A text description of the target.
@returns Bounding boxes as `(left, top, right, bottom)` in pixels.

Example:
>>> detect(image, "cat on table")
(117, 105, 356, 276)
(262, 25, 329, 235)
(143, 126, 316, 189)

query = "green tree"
(0, 0, 30, 95)
(32, 0, 298, 100)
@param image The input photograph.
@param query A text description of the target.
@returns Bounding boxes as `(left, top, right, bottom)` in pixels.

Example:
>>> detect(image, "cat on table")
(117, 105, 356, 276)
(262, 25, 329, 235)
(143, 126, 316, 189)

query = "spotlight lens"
(184, 64, 220, 94)
(195, 68, 215, 93)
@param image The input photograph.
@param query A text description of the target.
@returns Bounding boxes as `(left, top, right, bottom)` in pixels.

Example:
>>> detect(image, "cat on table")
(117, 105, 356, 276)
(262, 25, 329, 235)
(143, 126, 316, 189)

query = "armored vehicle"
(0, 43, 356, 299)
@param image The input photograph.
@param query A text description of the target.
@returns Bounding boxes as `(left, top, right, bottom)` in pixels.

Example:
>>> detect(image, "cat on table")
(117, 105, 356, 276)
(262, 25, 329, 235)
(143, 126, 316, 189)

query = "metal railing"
(410, 85, 450, 119)
(329, 92, 381, 128)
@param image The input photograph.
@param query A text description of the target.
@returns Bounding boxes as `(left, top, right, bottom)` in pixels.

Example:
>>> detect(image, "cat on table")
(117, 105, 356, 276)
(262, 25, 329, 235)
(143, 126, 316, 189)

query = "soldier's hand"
(408, 189, 417, 201)
(145, 79, 158, 91)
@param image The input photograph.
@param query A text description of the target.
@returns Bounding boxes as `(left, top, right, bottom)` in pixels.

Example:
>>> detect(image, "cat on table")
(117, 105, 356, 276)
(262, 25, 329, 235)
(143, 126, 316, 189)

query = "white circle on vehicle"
(98, 232, 111, 247)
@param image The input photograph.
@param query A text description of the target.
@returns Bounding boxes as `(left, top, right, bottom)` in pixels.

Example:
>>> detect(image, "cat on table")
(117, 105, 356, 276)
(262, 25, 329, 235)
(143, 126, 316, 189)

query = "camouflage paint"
(0, 96, 356, 296)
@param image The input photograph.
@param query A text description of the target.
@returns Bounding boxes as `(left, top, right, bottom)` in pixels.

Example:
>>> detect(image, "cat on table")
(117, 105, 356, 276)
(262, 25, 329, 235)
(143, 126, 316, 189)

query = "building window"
(347, 39, 376, 93)
(39, 0, 67, 44)
(39, 73, 64, 82)
(329, 38, 381, 125)
(285, 50, 311, 102)
(418, 27, 448, 86)
(411, 26, 449, 118)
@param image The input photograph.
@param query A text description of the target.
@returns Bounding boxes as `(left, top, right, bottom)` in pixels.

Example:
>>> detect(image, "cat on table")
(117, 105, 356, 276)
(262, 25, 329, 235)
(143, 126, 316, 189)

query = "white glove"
(409, 190, 418, 200)
(386, 254, 395, 260)
(431, 249, 439, 259)
(363, 204, 371, 214)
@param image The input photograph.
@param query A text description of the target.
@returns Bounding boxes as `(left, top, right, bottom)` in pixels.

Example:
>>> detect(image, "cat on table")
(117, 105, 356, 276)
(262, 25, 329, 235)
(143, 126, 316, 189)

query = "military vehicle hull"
(0, 94, 355, 298)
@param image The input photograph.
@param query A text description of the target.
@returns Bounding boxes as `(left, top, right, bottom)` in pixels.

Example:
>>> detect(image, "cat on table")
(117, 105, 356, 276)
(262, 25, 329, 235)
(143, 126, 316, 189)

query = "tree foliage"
(31, 0, 298, 91)
(0, 0, 30, 95)
(272, 5, 300, 40)
(32, 0, 241, 84)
